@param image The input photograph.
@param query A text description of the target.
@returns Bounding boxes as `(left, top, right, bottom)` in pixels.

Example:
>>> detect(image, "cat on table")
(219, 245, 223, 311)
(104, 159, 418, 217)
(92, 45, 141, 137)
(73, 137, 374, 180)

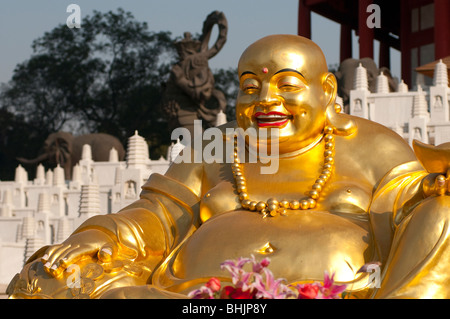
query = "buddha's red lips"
(254, 112, 291, 127)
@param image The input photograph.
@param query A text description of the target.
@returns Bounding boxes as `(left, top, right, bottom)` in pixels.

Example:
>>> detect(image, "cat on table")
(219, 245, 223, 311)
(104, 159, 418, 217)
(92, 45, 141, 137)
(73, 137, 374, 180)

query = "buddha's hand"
(40, 229, 117, 278)
(413, 140, 450, 196)
(423, 171, 450, 197)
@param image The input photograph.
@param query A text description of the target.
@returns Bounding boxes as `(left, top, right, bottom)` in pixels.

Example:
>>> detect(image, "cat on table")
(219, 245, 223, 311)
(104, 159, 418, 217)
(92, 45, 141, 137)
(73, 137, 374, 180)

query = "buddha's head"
(236, 34, 337, 154)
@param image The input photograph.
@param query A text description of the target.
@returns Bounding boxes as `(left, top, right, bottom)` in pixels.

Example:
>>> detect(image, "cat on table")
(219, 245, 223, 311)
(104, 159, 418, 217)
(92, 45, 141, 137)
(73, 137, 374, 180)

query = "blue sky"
(0, 1, 401, 85)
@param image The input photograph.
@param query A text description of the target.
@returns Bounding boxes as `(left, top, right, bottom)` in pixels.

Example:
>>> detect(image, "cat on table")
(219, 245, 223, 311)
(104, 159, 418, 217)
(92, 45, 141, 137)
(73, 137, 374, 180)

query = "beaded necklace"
(232, 126, 335, 217)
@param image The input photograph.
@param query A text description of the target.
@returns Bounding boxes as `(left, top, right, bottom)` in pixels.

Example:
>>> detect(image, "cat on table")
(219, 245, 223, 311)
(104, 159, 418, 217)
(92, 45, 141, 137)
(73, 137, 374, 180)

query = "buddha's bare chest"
(199, 162, 373, 222)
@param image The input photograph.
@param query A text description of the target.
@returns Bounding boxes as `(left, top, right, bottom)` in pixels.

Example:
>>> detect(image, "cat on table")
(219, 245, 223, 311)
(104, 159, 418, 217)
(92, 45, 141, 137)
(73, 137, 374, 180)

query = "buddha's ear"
(324, 72, 357, 136)
(323, 72, 337, 108)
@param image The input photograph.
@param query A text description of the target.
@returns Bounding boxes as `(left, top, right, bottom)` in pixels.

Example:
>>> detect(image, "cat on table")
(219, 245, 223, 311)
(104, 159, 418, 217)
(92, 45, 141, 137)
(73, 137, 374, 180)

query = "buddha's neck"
(245, 134, 324, 160)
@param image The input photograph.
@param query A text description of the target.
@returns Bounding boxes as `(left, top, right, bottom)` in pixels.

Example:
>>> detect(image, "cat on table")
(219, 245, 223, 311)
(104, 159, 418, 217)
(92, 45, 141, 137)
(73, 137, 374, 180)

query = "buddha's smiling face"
(236, 35, 336, 154)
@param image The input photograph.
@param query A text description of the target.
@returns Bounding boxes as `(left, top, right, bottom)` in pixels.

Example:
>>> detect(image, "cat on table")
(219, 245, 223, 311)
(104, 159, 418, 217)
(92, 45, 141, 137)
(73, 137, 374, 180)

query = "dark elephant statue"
(17, 132, 126, 180)
(335, 57, 398, 113)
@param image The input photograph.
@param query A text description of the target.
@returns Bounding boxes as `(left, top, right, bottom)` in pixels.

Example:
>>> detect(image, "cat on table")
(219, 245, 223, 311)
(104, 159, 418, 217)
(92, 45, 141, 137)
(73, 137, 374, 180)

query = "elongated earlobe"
(323, 73, 357, 136)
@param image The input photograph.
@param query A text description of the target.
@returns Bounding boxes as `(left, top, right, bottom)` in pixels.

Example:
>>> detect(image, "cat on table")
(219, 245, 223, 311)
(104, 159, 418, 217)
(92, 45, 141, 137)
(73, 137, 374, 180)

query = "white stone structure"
(0, 131, 182, 284)
(349, 59, 450, 146)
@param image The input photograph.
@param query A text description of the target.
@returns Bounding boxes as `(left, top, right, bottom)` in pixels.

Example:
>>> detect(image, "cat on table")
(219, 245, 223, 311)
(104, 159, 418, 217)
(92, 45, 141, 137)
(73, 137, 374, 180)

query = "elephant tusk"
(16, 153, 49, 165)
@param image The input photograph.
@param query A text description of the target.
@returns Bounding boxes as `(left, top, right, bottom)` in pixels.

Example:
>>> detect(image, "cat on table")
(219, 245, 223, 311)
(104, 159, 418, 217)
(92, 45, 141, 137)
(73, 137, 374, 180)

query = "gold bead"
(242, 199, 251, 209)
(324, 134, 334, 143)
(323, 163, 333, 170)
(268, 203, 278, 212)
(256, 201, 267, 211)
(319, 174, 328, 181)
(300, 200, 310, 210)
(236, 180, 246, 186)
(234, 171, 243, 177)
(322, 169, 332, 177)
(290, 200, 300, 210)
(324, 150, 333, 157)
(249, 201, 258, 211)
(279, 208, 287, 216)
(280, 200, 290, 208)
(237, 185, 247, 193)
(312, 183, 322, 192)
(309, 190, 319, 199)
(270, 210, 278, 217)
(325, 142, 334, 149)
(324, 156, 334, 164)
(324, 126, 334, 134)
(267, 198, 279, 206)
(315, 178, 325, 186)
(308, 198, 317, 208)
(232, 163, 240, 169)
(235, 175, 245, 181)
(239, 192, 249, 201)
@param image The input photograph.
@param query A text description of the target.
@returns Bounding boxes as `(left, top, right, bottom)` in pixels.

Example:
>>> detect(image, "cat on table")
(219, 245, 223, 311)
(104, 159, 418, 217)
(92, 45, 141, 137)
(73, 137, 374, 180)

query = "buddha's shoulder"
(338, 115, 417, 164)
(346, 116, 412, 149)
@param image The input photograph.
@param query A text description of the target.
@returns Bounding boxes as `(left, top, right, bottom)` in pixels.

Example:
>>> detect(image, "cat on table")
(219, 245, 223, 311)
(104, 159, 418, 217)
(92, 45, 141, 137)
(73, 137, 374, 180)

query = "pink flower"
(316, 271, 347, 299)
(205, 277, 221, 292)
(252, 270, 296, 299)
(251, 256, 271, 273)
(187, 285, 216, 299)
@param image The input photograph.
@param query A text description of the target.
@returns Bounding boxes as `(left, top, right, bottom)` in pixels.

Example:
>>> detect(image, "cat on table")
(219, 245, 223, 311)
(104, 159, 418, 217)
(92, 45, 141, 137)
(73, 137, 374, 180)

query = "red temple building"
(297, 0, 450, 86)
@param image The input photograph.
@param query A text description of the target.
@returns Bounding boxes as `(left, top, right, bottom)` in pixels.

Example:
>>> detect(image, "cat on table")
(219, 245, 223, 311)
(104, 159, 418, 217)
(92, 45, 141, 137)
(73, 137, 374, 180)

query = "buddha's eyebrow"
(240, 71, 256, 78)
(274, 68, 305, 78)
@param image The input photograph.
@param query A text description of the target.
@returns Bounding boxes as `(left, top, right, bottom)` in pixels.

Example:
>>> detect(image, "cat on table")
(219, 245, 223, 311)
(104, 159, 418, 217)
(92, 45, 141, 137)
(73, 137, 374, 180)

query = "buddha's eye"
(277, 76, 305, 92)
(241, 78, 260, 94)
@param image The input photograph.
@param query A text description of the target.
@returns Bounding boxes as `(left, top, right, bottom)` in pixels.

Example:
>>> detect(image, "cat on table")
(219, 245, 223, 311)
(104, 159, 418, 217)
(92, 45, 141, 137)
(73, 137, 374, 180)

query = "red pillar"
(434, 0, 450, 59)
(298, 0, 311, 39)
(379, 41, 391, 69)
(340, 24, 353, 62)
(358, 0, 374, 59)
(400, 0, 411, 85)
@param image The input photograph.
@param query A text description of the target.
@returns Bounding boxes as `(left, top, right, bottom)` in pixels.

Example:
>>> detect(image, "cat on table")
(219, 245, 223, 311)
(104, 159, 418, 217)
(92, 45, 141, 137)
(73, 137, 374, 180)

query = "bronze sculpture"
(160, 11, 228, 135)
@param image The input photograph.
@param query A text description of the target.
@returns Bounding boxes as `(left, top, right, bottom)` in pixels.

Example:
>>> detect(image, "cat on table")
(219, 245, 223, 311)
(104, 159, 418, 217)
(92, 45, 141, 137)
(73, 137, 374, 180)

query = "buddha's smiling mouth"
(254, 111, 292, 127)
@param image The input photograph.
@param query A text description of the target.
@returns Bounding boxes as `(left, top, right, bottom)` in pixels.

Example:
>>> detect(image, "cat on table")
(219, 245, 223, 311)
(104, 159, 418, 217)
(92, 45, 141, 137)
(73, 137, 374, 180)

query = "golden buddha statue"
(7, 34, 450, 299)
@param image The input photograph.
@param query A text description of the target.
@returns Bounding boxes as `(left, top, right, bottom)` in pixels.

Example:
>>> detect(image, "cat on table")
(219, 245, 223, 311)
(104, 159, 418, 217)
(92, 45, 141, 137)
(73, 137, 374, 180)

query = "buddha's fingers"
(41, 244, 63, 263)
(97, 243, 116, 263)
(57, 245, 100, 272)
(435, 175, 449, 196)
(42, 244, 73, 276)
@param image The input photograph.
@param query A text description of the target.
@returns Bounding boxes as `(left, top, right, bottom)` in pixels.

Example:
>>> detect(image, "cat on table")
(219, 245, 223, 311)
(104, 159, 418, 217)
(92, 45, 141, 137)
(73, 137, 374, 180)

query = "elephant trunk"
(17, 153, 49, 165)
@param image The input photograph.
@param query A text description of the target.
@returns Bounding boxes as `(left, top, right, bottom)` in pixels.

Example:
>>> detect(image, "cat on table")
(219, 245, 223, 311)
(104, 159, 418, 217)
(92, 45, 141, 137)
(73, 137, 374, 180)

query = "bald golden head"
(235, 34, 337, 154)
(238, 34, 329, 83)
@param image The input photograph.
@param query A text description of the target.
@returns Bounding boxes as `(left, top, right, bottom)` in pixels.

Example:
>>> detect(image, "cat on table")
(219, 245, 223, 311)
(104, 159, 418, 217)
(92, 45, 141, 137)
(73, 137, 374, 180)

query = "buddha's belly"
(170, 209, 373, 286)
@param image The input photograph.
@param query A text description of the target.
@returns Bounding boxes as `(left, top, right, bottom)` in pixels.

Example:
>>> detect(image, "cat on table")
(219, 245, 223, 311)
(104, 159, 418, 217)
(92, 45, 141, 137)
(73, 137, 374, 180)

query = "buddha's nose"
(257, 83, 279, 106)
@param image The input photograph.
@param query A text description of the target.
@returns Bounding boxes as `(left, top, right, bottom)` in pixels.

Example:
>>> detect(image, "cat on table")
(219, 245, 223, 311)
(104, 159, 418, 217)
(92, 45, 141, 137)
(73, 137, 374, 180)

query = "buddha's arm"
(74, 173, 201, 265)
(369, 158, 450, 298)
(37, 158, 204, 277)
